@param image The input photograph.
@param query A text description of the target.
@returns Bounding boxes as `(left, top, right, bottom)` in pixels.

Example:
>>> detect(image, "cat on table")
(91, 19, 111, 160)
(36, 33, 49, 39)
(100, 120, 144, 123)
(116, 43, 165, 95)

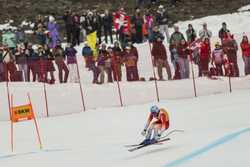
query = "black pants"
(72, 27, 80, 46)
(104, 27, 113, 44)
(66, 25, 72, 43)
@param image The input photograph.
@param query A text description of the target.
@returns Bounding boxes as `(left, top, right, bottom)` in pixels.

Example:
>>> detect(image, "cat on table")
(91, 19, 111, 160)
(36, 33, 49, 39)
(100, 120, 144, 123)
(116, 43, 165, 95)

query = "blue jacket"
(82, 46, 93, 57)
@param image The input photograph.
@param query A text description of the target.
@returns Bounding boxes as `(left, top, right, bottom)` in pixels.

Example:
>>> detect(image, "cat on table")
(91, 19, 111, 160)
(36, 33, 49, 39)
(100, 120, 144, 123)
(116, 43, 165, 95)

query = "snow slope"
(0, 88, 249, 167)
(0, 7, 250, 167)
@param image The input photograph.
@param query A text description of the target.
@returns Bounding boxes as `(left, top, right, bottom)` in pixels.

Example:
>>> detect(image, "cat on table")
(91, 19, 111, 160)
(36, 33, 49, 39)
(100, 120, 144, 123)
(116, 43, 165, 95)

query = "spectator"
(103, 9, 113, 44)
(222, 33, 239, 77)
(97, 43, 113, 84)
(199, 22, 212, 41)
(155, 5, 170, 43)
(15, 44, 28, 81)
(112, 41, 123, 81)
(95, 11, 103, 45)
(63, 8, 73, 44)
(240, 34, 250, 75)
(177, 39, 189, 79)
(2, 46, 17, 81)
(37, 45, 47, 82)
(169, 43, 180, 80)
(199, 38, 211, 76)
(35, 23, 47, 45)
(170, 25, 185, 47)
(48, 15, 60, 49)
(144, 10, 154, 41)
(2, 29, 17, 52)
(128, 42, 140, 81)
(26, 43, 39, 82)
(151, 37, 172, 80)
(219, 22, 230, 42)
(53, 42, 69, 83)
(131, 8, 144, 44)
(44, 44, 55, 84)
(15, 26, 26, 44)
(211, 42, 224, 76)
(123, 46, 139, 81)
(72, 12, 81, 46)
(149, 25, 164, 43)
(65, 43, 79, 83)
(186, 24, 197, 43)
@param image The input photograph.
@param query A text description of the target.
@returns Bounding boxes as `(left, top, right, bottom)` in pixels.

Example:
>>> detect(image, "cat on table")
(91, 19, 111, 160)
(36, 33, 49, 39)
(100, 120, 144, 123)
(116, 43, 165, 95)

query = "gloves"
(141, 129, 147, 136)
(156, 129, 164, 140)
(155, 133, 161, 140)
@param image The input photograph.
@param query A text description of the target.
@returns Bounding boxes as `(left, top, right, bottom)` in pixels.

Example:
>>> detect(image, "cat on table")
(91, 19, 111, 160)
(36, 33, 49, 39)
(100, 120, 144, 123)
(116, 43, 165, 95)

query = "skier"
(141, 105, 170, 145)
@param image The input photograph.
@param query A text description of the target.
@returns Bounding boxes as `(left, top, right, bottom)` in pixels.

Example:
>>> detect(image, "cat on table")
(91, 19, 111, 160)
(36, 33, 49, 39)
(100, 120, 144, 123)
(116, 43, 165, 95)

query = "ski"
(124, 144, 143, 147)
(128, 138, 170, 152)
(125, 142, 163, 148)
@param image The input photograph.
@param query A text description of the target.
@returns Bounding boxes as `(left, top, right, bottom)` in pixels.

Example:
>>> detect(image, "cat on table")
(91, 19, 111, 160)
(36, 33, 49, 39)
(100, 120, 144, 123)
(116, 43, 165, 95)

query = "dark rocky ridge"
(0, 0, 249, 25)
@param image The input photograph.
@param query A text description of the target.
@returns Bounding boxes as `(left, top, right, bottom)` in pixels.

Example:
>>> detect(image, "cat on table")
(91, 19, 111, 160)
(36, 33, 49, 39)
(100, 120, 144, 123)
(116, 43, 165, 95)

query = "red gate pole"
(10, 94, 14, 152)
(41, 57, 49, 117)
(113, 57, 123, 107)
(28, 93, 43, 149)
(43, 82, 49, 117)
(188, 39, 201, 97)
(5, 66, 12, 120)
(116, 78, 123, 107)
(148, 42, 160, 102)
(190, 60, 197, 97)
(76, 58, 86, 111)
(228, 68, 232, 93)
(6, 81, 12, 120)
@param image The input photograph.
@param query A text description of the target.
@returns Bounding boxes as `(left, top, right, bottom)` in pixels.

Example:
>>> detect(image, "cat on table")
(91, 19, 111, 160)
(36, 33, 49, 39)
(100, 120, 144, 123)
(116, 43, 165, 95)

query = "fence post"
(76, 57, 86, 112)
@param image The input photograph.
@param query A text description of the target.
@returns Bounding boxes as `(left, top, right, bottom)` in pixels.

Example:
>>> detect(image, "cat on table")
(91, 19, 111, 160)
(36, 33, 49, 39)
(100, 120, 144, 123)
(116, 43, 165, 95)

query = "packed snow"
(238, 4, 250, 12)
(0, 8, 250, 167)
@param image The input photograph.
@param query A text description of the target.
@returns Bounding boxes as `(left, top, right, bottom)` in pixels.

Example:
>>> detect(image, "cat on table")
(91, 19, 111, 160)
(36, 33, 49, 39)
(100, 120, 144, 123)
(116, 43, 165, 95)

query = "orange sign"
(11, 104, 34, 123)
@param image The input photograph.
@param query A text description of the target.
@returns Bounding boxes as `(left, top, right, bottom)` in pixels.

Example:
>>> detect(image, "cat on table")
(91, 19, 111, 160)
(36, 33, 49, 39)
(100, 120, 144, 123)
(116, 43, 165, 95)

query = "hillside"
(0, 0, 250, 25)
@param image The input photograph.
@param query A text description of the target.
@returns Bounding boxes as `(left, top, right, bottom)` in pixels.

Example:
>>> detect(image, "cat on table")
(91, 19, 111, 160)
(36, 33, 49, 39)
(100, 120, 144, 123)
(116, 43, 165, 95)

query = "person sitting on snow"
(141, 105, 170, 145)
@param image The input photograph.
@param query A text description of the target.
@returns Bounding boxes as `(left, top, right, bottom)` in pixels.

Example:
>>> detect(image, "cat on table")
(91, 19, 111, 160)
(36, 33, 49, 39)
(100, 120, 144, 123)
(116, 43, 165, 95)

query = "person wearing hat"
(211, 42, 224, 76)
(2, 45, 17, 81)
(149, 25, 164, 43)
(62, 8, 73, 44)
(151, 36, 172, 80)
(123, 45, 139, 81)
(2, 28, 17, 52)
(72, 11, 81, 46)
(15, 44, 28, 81)
(219, 22, 230, 43)
(170, 25, 185, 46)
(103, 9, 113, 44)
(48, 15, 60, 49)
(199, 22, 212, 41)
(53, 43, 69, 83)
(97, 43, 113, 84)
(186, 24, 197, 43)
(222, 32, 239, 77)
(111, 41, 123, 81)
(155, 5, 170, 43)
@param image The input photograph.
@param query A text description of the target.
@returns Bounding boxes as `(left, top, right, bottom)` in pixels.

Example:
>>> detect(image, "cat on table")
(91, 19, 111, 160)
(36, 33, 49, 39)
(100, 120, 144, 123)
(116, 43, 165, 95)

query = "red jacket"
(177, 42, 189, 59)
(200, 42, 211, 60)
(151, 41, 167, 60)
(240, 41, 250, 57)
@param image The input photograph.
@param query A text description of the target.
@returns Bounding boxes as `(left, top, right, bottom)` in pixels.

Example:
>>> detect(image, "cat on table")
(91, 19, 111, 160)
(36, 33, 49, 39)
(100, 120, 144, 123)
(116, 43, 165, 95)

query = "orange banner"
(11, 104, 34, 123)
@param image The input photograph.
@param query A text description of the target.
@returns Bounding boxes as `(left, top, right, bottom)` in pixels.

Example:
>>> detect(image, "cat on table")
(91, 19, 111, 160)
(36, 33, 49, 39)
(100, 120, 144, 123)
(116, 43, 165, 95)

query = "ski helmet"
(150, 105, 159, 114)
